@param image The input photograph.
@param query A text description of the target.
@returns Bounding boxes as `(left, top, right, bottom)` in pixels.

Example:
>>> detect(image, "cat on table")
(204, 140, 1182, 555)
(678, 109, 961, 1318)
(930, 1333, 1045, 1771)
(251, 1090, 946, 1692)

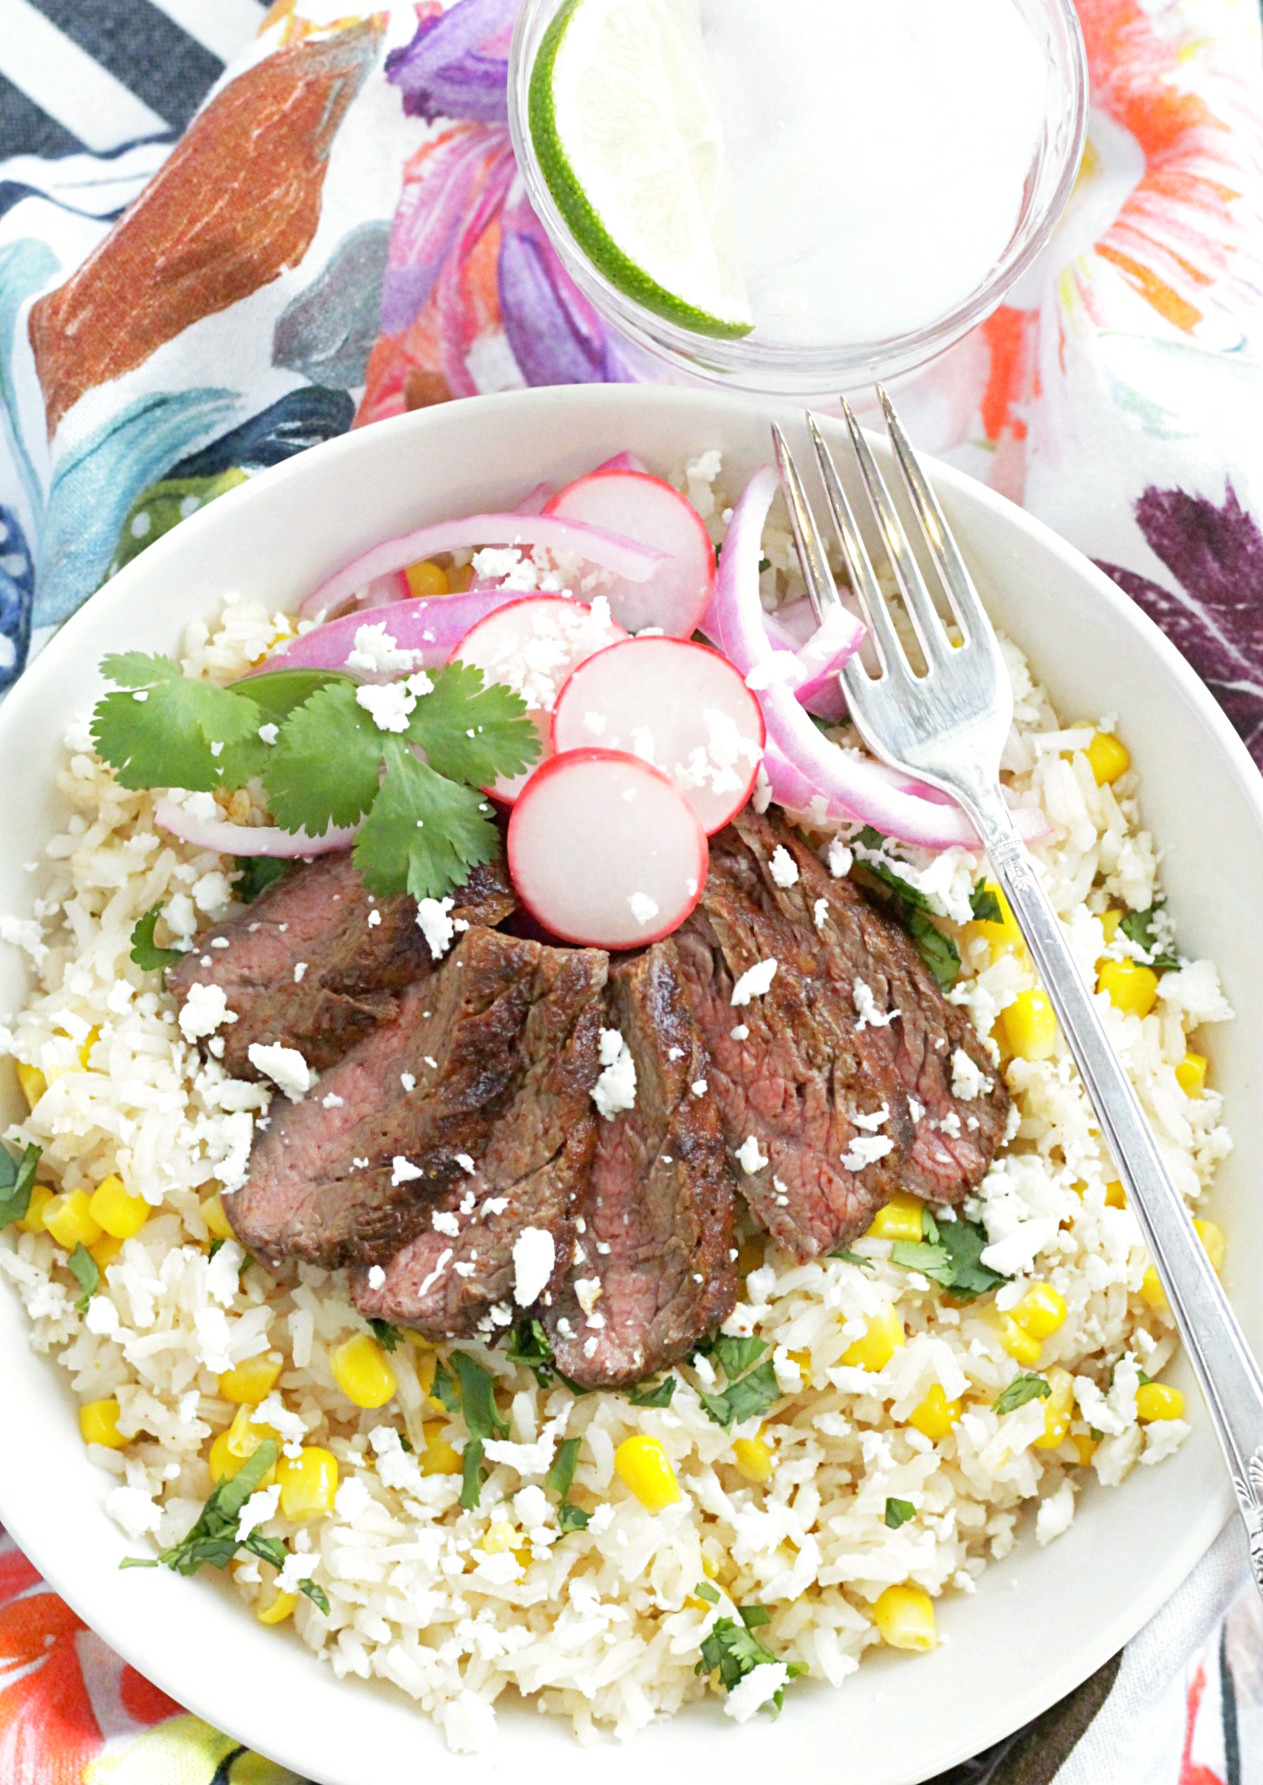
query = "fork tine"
(769, 423, 846, 628)
(877, 385, 994, 648)
(837, 398, 954, 671)
(805, 414, 904, 675)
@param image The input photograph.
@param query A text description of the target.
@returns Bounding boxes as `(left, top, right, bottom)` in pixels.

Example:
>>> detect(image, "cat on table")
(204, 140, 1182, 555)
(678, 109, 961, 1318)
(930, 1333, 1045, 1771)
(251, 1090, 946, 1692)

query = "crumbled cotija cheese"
(591, 1028, 636, 1119)
(512, 1227, 556, 1306)
(417, 896, 457, 960)
(345, 622, 425, 677)
(246, 1041, 314, 1101)
(179, 982, 236, 1042)
(769, 845, 799, 889)
(731, 958, 778, 1006)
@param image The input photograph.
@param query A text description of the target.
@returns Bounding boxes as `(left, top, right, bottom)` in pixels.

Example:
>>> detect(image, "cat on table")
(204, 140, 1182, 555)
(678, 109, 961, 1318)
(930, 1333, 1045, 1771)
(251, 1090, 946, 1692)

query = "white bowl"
(1, 385, 1259, 1785)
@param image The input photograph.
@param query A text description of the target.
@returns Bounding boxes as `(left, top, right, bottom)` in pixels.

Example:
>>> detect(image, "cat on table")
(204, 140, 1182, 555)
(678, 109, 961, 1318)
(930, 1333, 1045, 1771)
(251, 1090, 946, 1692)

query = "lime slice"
(529, 0, 753, 341)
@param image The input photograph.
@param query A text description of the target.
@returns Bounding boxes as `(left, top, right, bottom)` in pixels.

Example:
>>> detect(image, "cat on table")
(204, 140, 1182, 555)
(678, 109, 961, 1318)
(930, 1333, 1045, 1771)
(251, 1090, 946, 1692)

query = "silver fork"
(773, 389, 1263, 1598)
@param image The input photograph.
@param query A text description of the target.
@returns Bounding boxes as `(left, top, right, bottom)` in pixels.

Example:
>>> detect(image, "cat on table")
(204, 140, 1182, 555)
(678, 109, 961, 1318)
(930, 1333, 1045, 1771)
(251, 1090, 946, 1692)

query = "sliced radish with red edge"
(552, 637, 765, 835)
(544, 470, 714, 638)
(507, 750, 708, 950)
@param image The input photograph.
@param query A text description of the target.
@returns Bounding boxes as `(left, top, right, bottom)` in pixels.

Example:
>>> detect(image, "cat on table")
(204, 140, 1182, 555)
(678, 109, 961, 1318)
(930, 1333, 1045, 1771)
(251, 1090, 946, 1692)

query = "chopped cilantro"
(827, 1246, 874, 1270)
(694, 1579, 721, 1605)
(905, 910, 961, 991)
(696, 1607, 807, 1713)
(459, 1439, 485, 1511)
(506, 1318, 556, 1387)
(430, 1357, 460, 1415)
(740, 1604, 772, 1629)
(557, 1501, 591, 1535)
(695, 1333, 768, 1379)
(122, 1440, 284, 1576)
(298, 1578, 330, 1616)
(234, 856, 289, 903)
(367, 1318, 401, 1352)
(628, 1375, 677, 1408)
(548, 1437, 590, 1533)
(853, 828, 961, 989)
(1119, 905, 1179, 970)
(969, 881, 1004, 924)
(129, 904, 183, 973)
(994, 1373, 1052, 1416)
(451, 1352, 509, 1441)
(884, 1497, 915, 1530)
(207, 1236, 226, 1261)
(890, 1214, 1007, 1302)
(0, 1141, 41, 1229)
(699, 1359, 781, 1430)
(67, 1242, 99, 1313)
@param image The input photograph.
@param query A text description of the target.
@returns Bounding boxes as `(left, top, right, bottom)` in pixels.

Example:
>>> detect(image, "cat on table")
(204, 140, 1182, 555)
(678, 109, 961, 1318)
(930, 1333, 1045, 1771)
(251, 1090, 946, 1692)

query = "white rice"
(0, 465, 1234, 1748)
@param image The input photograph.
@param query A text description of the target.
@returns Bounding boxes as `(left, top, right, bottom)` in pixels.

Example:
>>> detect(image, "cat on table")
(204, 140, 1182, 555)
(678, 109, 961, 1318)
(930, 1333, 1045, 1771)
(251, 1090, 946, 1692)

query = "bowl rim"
(0, 381, 1258, 1783)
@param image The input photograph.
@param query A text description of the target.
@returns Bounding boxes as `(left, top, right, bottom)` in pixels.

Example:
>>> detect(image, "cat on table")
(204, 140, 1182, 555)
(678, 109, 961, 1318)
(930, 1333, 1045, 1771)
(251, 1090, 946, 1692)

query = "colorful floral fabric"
(1, 2, 1261, 1781)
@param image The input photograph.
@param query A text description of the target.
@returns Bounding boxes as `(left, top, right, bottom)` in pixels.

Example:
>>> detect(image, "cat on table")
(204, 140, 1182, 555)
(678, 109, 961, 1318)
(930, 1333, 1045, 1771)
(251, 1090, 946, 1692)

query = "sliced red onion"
(721, 468, 1047, 850)
(299, 511, 667, 620)
(256, 591, 523, 677)
(363, 570, 411, 606)
(594, 451, 649, 475)
(706, 547, 858, 723)
(155, 799, 356, 859)
(516, 481, 553, 515)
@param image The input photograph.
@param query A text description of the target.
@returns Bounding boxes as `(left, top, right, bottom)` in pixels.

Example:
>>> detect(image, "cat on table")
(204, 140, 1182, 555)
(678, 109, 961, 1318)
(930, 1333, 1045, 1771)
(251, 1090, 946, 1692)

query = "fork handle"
(962, 781, 1263, 1597)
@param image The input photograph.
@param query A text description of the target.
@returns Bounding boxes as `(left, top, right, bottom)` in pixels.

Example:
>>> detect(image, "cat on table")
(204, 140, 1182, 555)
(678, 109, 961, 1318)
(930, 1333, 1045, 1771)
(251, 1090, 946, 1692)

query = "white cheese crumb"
(725, 1662, 789, 1722)
(355, 670, 434, 732)
(592, 1029, 637, 1119)
(667, 1045, 685, 1062)
(731, 958, 778, 1006)
(731, 1024, 749, 1040)
(246, 1041, 313, 1101)
(582, 709, 607, 737)
(258, 722, 279, 746)
(416, 895, 457, 960)
(179, 982, 236, 1042)
(691, 1078, 708, 1097)
(512, 1227, 556, 1306)
(813, 897, 829, 932)
(1035, 1481, 1076, 1545)
(950, 1048, 990, 1101)
(769, 845, 799, 888)
(367, 1265, 387, 1289)
(293, 961, 308, 984)
(432, 1210, 461, 1237)
(574, 1277, 603, 1316)
(345, 622, 424, 677)
(391, 1156, 425, 1186)
(840, 1133, 896, 1172)
(400, 1072, 416, 1092)
(628, 891, 660, 927)
(367, 909, 382, 928)
(236, 1484, 281, 1542)
(853, 979, 898, 1031)
(321, 1092, 344, 1109)
(827, 839, 854, 878)
(735, 1135, 769, 1174)
(455, 1153, 477, 1175)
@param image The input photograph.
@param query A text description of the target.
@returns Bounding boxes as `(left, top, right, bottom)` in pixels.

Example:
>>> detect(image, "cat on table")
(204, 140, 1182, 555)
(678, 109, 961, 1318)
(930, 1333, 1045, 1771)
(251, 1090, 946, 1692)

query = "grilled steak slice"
(169, 852, 516, 1079)
(226, 927, 606, 1269)
(351, 958, 605, 1339)
(675, 809, 1008, 1260)
(547, 942, 738, 1388)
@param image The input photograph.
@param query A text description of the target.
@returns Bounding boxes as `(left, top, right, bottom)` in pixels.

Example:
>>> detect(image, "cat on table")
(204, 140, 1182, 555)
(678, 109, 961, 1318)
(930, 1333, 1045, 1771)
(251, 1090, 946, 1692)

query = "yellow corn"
(1013, 1281, 1067, 1340)
(866, 1193, 924, 1243)
(1097, 959, 1159, 1017)
(276, 1446, 339, 1519)
(88, 1174, 150, 1240)
(1001, 988, 1058, 1062)
(219, 1356, 283, 1406)
(1034, 1367, 1075, 1451)
(966, 883, 1024, 957)
(615, 1435, 682, 1512)
(842, 1306, 905, 1372)
(873, 1584, 937, 1653)
(908, 1384, 962, 1441)
(256, 1589, 298, 1626)
(78, 1026, 100, 1070)
(448, 562, 476, 593)
(732, 1436, 774, 1484)
(1176, 1051, 1208, 1097)
(404, 558, 451, 598)
(410, 1347, 448, 1416)
(1100, 909, 1124, 944)
(90, 1233, 124, 1272)
(226, 1403, 280, 1462)
(996, 1313, 1042, 1367)
(18, 1183, 55, 1235)
(199, 1192, 235, 1241)
(16, 1061, 47, 1109)
(1194, 1219, 1226, 1275)
(1136, 1382, 1185, 1423)
(1139, 1265, 1168, 1310)
(42, 1189, 103, 1251)
(1085, 731, 1131, 786)
(480, 1522, 518, 1555)
(207, 1430, 240, 1484)
(79, 1398, 128, 1449)
(419, 1425, 462, 1475)
(1104, 1180, 1127, 1209)
(330, 1333, 397, 1410)
(786, 1346, 813, 1387)
(1072, 1432, 1099, 1468)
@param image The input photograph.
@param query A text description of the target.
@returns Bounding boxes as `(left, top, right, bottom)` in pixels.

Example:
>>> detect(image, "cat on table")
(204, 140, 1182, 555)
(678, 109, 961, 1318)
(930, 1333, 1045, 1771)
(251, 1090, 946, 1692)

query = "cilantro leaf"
(557, 1501, 590, 1534)
(92, 654, 267, 792)
(696, 1610, 806, 1713)
(890, 1239, 954, 1284)
(994, 1373, 1051, 1415)
(129, 904, 183, 973)
(430, 1357, 460, 1415)
(121, 1440, 280, 1577)
(354, 743, 500, 902)
(459, 1439, 485, 1511)
(1119, 905, 1180, 970)
(884, 1497, 915, 1530)
(890, 1216, 1007, 1302)
(970, 881, 1004, 924)
(694, 1580, 721, 1605)
(628, 1376, 677, 1408)
(451, 1352, 509, 1441)
(404, 662, 539, 787)
(367, 1318, 401, 1352)
(298, 1578, 330, 1615)
(506, 1319, 556, 1387)
(262, 680, 384, 833)
(699, 1359, 781, 1430)
(828, 1245, 874, 1270)
(905, 910, 961, 991)
(853, 828, 933, 910)
(67, 1242, 100, 1312)
(234, 856, 290, 903)
(0, 1142, 41, 1229)
(707, 1334, 768, 1379)
(547, 1436, 582, 1501)
(740, 1605, 772, 1629)
(852, 830, 959, 988)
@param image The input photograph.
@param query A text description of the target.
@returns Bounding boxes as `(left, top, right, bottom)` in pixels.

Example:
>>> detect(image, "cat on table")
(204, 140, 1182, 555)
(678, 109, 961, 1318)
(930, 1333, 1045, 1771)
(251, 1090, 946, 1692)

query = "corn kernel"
(330, 1333, 397, 1409)
(77, 1026, 100, 1070)
(842, 1305, 905, 1372)
(966, 883, 1024, 957)
(1001, 988, 1058, 1062)
(404, 558, 450, 598)
(1176, 1051, 1207, 1097)
(615, 1435, 681, 1512)
(18, 1183, 55, 1234)
(219, 1356, 283, 1406)
(90, 1233, 124, 1272)
(448, 562, 475, 593)
(200, 1193, 236, 1241)
(1013, 1281, 1067, 1340)
(79, 1398, 128, 1449)
(996, 1313, 1042, 1367)
(1097, 959, 1159, 1017)
(225, 1404, 280, 1464)
(873, 1584, 937, 1653)
(276, 1446, 339, 1519)
(419, 1426, 462, 1475)
(42, 1189, 103, 1251)
(1104, 1180, 1127, 1209)
(1034, 1367, 1075, 1451)
(256, 1589, 298, 1626)
(786, 1346, 813, 1387)
(480, 1522, 517, 1555)
(1085, 731, 1131, 786)
(1072, 1432, 1099, 1468)
(16, 1061, 47, 1109)
(1139, 1266, 1168, 1310)
(867, 1193, 924, 1243)
(1100, 909, 1124, 944)
(88, 1174, 150, 1240)
(1136, 1382, 1185, 1423)
(732, 1437, 774, 1484)
(909, 1384, 961, 1441)
(1194, 1219, 1226, 1275)
(736, 1233, 765, 1277)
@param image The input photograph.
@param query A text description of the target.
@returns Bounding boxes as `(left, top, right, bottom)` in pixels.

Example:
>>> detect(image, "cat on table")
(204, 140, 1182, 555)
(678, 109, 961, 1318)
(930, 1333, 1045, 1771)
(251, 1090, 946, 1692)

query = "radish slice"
(552, 637, 765, 834)
(452, 595, 627, 802)
(155, 799, 356, 859)
(507, 750, 708, 950)
(259, 591, 523, 678)
(299, 511, 666, 620)
(544, 471, 715, 637)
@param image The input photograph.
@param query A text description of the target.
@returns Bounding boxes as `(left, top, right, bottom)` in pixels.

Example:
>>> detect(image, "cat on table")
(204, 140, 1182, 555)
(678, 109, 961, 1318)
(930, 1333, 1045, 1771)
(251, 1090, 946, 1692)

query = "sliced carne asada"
(225, 926, 606, 1270)
(547, 941, 738, 1388)
(675, 808, 1008, 1261)
(169, 851, 515, 1079)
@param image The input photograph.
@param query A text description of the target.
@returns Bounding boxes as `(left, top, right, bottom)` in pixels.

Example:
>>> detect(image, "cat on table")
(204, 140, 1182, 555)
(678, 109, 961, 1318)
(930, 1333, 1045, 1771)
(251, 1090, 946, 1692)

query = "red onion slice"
(155, 799, 357, 859)
(256, 591, 523, 678)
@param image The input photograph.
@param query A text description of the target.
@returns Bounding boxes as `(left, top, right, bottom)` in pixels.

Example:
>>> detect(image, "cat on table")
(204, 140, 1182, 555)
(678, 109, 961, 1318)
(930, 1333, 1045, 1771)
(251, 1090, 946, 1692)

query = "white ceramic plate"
(1, 385, 1260, 1785)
